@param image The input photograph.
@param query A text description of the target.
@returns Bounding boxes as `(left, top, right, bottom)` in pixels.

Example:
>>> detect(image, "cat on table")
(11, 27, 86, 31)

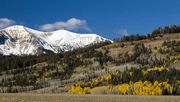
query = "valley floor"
(0, 93, 180, 102)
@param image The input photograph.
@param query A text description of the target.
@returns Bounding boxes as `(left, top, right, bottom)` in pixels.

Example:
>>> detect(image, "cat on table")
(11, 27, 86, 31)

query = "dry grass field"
(0, 93, 180, 102)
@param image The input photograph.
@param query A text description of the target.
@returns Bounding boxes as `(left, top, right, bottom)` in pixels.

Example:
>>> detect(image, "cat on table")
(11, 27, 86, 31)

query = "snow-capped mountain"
(0, 25, 111, 55)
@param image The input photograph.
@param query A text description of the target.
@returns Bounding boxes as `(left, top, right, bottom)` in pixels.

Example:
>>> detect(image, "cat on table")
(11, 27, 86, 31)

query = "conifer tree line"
(152, 25, 180, 35)
(114, 24, 180, 42)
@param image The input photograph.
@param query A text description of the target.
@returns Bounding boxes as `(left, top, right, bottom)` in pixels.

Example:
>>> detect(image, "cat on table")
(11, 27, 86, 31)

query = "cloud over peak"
(0, 18, 16, 29)
(39, 18, 92, 32)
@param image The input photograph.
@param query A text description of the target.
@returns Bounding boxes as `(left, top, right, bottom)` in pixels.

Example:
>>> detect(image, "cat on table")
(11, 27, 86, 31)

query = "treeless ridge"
(0, 93, 180, 102)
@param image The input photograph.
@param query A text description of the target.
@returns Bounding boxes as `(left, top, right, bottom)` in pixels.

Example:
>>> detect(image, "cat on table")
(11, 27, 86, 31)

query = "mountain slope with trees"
(0, 25, 179, 95)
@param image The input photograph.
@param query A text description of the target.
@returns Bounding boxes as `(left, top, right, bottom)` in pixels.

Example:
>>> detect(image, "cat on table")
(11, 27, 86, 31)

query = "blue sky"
(0, 0, 180, 39)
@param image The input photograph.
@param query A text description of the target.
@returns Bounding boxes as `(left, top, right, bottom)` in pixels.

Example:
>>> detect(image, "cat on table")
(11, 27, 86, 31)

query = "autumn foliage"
(68, 66, 180, 95)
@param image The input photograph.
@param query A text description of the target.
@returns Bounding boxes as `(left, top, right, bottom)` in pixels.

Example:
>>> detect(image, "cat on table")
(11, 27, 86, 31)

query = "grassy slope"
(0, 93, 180, 102)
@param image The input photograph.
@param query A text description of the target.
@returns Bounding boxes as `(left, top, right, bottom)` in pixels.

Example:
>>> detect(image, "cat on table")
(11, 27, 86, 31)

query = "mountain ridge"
(0, 25, 112, 55)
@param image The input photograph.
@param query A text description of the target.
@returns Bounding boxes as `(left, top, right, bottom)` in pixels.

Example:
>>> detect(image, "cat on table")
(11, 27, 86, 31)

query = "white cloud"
(113, 28, 129, 37)
(39, 18, 92, 32)
(119, 29, 129, 36)
(0, 18, 16, 29)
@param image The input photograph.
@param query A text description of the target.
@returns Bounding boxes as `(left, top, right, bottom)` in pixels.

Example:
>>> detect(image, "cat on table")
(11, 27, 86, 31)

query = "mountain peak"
(0, 25, 112, 55)
(4, 25, 25, 30)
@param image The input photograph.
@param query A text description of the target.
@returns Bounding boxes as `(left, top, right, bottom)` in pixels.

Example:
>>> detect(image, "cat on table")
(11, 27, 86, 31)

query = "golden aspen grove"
(68, 66, 180, 95)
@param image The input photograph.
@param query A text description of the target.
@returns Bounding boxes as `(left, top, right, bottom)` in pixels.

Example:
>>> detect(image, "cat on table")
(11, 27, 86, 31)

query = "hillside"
(0, 31, 179, 95)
